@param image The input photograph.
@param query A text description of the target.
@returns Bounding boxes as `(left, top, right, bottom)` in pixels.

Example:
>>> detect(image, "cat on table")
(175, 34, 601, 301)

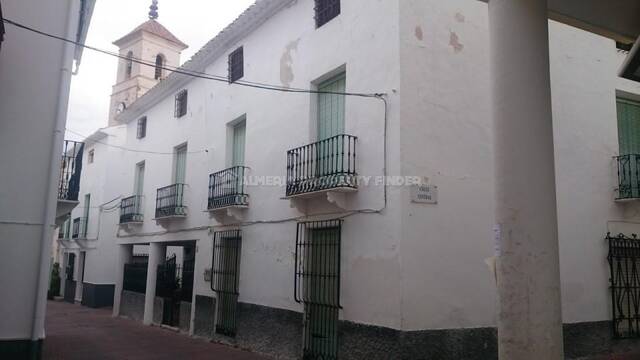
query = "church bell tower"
(109, 0, 188, 126)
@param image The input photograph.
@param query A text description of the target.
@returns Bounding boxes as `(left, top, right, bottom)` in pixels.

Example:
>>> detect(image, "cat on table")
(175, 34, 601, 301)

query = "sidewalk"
(44, 300, 270, 360)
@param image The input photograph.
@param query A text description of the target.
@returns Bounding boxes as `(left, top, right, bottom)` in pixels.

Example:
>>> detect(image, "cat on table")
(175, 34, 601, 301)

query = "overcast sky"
(65, 0, 255, 140)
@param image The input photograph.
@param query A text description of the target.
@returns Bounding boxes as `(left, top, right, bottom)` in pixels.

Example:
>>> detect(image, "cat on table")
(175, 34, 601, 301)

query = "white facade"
(68, 0, 640, 358)
(0, 0, 94, 357)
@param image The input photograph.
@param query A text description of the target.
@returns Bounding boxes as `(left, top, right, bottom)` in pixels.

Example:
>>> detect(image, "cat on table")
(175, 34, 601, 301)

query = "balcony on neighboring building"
(208, 166, 249, 210)
(155, 183, 186, 219)
(71, 217, 87, 239)
(120, 195, 144, 224)
(56, 140, 84, 225)
(286, 134, 358, 198)
(616, 154, 640, 200)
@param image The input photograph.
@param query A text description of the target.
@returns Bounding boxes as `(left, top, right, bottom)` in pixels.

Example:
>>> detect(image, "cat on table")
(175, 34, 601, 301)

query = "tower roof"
(113, 19, 188, 49)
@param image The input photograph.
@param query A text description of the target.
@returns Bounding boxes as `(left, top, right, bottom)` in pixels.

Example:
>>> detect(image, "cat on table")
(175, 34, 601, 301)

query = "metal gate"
(295, 220, 342, 360)
(607, 233, 640, 338)
(157, 255, 180, 327)
(211, 229, 242, 337)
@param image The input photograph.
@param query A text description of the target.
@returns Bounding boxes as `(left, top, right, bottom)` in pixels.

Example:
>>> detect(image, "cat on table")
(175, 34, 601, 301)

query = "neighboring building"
(0, 0, 94, 358)
(64, 0, 640, 359)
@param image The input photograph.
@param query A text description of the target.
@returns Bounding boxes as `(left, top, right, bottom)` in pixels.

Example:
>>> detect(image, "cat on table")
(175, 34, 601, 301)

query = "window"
(616, 98, 640, 199)
(315, 0, 340, 28)
(175, 90, 188, 118)
(137, 117, 147, 139)
(88, 149, 95, 163)
(232, 120, 246, 167)
(173, 144, 188, 184)
(154, 54, 164, 80)
(125, 51, 133, 78)
(228, 47, 244, 83)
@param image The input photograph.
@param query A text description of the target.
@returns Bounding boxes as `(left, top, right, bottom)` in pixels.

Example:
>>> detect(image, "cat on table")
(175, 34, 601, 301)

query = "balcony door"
(232, 121, 246, 167)
(317, 73, 345, 179)
(134, 162, 145, 196)
(617, 98, 640, 198)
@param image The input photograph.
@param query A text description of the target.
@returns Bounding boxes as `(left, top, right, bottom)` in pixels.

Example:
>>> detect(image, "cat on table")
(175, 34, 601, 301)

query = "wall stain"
(455, 12, 465, 23)
(280, 38, 300, 87)
(449, 31, 464, 53)
(414, 26, 423, 41)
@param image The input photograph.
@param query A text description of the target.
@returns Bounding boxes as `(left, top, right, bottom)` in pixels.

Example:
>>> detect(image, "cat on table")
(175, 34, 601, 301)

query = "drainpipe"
(31, 0, 81, 343)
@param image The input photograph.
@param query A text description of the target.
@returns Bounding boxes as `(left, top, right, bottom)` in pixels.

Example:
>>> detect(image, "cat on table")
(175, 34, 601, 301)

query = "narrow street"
(43, 301, 269, 360)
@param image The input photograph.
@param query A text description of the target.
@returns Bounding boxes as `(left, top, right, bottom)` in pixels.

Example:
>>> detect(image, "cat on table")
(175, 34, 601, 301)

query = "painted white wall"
(0, 0, 87, 342)
(79, 0, 640, 333)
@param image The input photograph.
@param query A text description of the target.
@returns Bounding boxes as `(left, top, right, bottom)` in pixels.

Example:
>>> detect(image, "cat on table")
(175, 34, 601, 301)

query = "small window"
(228, 47, 244, 83)
(154, 54, 164, 80)
(125, 51, 133, 78)
(175, 90, 188, 118)
(315, 0, 340, 28)
(88, 149, 95, 163)
(137, 117, 147, 139)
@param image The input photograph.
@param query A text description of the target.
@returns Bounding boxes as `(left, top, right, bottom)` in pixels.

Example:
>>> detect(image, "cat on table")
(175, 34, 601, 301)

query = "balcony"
(286, 134, 358, 199)
(56, 140, 84, 225)
(120, 195, 144, 224)
(72, 217, 87, 239)
(208, 166, 249, 210)
(616, 154, 640, 200)
(155, 183, 186, 219)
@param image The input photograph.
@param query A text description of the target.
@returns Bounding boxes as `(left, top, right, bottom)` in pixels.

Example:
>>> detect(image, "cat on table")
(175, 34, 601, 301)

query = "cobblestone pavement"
(44, 300, 270, 360)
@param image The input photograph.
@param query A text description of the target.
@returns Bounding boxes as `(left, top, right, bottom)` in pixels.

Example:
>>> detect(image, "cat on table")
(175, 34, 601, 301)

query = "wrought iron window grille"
(608, 232, 640, 339)
(211, 230, 242, 337)
(228, 47, 244, 83)
(174, 89, 188, 118)
(295, 219, 342, 360)
(616, 154, 640, 200)
(314, 0, 340, 28)
(155, 183, 186, 218)
(123, 261, 148, 294)
(58, 140, 84, 201)
(208, 166, 249, 210)
(286, 134, 357, 197)
(120, 195, 144, 224)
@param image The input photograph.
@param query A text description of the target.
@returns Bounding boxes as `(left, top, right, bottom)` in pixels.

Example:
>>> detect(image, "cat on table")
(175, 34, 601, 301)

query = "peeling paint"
(449, 31, 463, 53)
(414, 26, 423, 41)
(279, 39, 299, 87)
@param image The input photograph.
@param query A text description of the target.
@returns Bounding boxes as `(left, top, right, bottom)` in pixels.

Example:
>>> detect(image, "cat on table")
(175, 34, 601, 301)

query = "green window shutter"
(317, 73, 346, 141)
(618, 98, 640, 155)
(134, 162, 145, 196)
(232, 121, 246, 167)
(174, 145, 187, 184)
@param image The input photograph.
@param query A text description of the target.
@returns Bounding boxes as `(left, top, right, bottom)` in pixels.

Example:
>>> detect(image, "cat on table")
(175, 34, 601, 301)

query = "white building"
(0, 0, 94, 358)
(63, 0, 640, 359)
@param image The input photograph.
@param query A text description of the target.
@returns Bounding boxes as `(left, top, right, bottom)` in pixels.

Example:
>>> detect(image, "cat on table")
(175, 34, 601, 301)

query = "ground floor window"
(295, 220, 342, 360)
(211, 229, 242, 336)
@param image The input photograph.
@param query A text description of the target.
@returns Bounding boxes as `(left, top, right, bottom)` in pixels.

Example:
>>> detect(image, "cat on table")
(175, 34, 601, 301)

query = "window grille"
(608, 233, 640, 338)
(211, 229, 242, 336)
(228, 47, 244, 83)
(295, 219, 342, 360)
(174, 89, 188, 118)
(137, 117, 147, 139)
(314, 0, 340, 28)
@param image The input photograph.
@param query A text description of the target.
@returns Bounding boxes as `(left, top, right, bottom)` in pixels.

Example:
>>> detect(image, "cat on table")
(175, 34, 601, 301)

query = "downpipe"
(31, 0, 80, 344)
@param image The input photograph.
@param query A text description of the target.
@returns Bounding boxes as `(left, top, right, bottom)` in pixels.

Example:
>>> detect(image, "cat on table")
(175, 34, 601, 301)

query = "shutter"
(618, 98, 640, 155)
(317, 73, 346, 140)
(135, 163, 145, 196)
(232, 121, 246, 166)
(174, 145, 187, 184)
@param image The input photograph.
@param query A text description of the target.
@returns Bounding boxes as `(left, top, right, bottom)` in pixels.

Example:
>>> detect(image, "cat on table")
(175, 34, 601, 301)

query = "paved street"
(44, 301, 269, 360)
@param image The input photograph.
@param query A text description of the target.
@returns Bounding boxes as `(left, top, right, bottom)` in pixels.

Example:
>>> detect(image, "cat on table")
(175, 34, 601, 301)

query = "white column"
(488, 0, 564, 359)
(143, 242, 165, 325)
(112, 244, 133, 317)
(60, 251, 68, 297)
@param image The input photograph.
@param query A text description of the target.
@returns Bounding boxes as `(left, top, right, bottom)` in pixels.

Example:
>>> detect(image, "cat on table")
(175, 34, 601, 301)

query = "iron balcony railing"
(616, 154, 640, 200)
(155, 183, 186, 218)
(286, 134, 357, 197)
(120, 195, 144, 224)
(71, 217, 87, 239)
(208, 166, 248, 210)
(58, 140, 84, 201)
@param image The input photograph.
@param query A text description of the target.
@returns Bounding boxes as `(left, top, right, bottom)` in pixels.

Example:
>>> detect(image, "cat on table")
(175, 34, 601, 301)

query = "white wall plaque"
(411, 184, 438, 204)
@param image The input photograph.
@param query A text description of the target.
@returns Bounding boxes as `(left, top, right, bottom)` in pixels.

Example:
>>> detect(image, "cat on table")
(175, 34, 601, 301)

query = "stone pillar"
(112, 244, 133, 317)
(143, 242, 165, 325)
(488, 0, 564, 359)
